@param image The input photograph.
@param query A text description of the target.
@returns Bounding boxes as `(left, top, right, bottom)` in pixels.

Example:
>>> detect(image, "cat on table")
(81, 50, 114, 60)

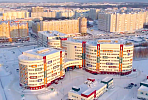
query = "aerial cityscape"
(0, 0, 148, 100)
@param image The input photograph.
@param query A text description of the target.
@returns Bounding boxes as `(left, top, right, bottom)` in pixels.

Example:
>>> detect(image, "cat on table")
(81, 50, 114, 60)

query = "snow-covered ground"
(0, 45, 148, 100)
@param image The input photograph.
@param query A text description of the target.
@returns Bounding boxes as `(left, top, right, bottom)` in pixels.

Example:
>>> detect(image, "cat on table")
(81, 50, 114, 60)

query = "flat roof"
(101, 77, 113, 82)
(25, 47, 61, 56)
(138, 85, 148, 92)
(69, 80, 106, 96)
(67, 38, 133, 46)
(141, 80, 148, 85)
(19, 47, 63, 61)
(82, 83, 106, 95)
(38, 31, 67, 37)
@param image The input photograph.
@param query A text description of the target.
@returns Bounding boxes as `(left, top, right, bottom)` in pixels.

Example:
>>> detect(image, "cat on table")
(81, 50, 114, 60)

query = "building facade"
(31, 12, 56, 18)
(2, 11, 29, 20)
(98, 12, 146, 33)
(37, 31, 67, 49)
(0, 21, 29, 42)
(19, 47, 65, 90)
(31, 6, 44, 13)
(62, 39, 133, 75)
(32, 17, 87, 34)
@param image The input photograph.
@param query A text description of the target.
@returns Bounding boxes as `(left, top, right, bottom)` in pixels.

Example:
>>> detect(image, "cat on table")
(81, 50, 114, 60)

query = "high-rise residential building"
(98, 11, 146, 33)
(32, 17, 87, 34)
(89, 8, 101, 20)
(31, 6, 44, 12)
(31, 12, 56, 18)
(0, 21, 29, 42)
(2, 11, 29, 20)
(144, 11, 148, 25)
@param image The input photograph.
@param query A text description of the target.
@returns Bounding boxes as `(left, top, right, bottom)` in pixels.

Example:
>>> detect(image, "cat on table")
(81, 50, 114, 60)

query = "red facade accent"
(30, 76, 37, 79)
(85, 68, 132, 75)
(61, 38, 67, 40)
(21, 75, 65, 90)
(87, 78, 95, 82)
(97, 44, 100, 50)
(81, 90, 96, 98)
(60, 51, 62, 57)
(43, 56, 46, 63)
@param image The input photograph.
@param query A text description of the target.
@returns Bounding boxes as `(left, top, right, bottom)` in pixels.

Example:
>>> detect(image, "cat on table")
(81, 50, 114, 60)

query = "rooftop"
(141, 80, 148, 85)
(18, 47, 62, 61)
(138, 85, 148, 92)
(67, 38, 133, 46)
(69, 80, 106, 96)
(38, 31, 67, 37)
(101, 77, 113, 82)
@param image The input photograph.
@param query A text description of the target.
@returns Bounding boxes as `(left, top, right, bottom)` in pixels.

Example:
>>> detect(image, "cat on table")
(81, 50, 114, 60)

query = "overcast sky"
(1, 0, 148, 3)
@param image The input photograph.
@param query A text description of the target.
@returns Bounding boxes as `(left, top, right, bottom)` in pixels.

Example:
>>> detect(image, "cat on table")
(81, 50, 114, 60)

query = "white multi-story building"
(98, 11, 146, 33)
(68, 77, 113, 100)
(89, 8, 100, 20)
(18, 47, 65, 90)
(85, 40, 133, 75)
(137, 80, 148, 100)
(19, 32, 134, 90)
(37, 31, 67, 49)
(62, 39, 133, 75)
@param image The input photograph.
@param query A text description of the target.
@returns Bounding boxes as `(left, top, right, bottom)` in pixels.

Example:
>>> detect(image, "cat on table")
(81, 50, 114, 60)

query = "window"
(72, 95, 77, 98)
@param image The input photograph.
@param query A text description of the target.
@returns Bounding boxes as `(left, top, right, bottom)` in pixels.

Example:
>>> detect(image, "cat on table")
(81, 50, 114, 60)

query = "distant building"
(2, 11, 29, 20)
(31, 6, 44, 13)
(31, 11, 57, 18)
(98, 11, 146, 33)
(89, 8, 100, 20)
(0, 21, 29, 43)
(32, 17, 87, 34)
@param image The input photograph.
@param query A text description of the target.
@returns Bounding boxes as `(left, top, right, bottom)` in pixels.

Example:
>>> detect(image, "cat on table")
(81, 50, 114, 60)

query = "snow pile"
(38, 91, 57, 100)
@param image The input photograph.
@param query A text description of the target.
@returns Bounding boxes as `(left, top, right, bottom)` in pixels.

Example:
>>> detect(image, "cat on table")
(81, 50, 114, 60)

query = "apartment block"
(32, 17, 87, 34)
(98, 12, 146, 33)
(3, 11, 29, 20)
(31, 6, 44, 12)
(0, 21, 29, 42)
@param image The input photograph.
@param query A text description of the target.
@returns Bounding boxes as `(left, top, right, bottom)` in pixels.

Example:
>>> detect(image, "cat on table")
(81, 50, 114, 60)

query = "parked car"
(16, 69, 19, 72)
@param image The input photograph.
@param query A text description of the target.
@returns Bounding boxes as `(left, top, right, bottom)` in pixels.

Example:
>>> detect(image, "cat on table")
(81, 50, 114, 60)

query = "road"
(0, 42, 37, 48)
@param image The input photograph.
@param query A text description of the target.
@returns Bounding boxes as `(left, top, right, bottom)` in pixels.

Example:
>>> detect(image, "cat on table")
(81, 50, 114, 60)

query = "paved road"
(0, 42, 37, 48)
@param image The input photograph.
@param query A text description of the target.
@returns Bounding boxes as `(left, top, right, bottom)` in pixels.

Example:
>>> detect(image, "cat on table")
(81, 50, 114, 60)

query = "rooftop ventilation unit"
(72, 86, 80, 92)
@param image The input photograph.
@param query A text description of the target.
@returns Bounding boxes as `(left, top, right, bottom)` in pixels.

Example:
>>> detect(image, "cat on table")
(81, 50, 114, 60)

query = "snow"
(1, 44, 148, 100)
(138, 85, 148, 92)
(141, 80, 148, 85)
(38, 31, 67, 37)
(82, 83, 106, 95)
(101, 77, 113, 82)
(19, 47, 62, 61)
